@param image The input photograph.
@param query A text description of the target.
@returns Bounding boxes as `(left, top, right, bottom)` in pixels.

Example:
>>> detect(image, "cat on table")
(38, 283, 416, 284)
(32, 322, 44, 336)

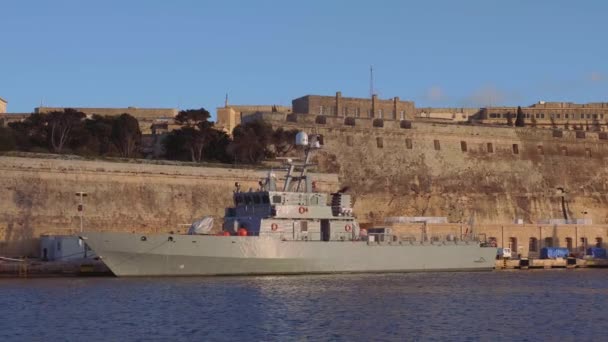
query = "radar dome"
(295, 131, 309, 146)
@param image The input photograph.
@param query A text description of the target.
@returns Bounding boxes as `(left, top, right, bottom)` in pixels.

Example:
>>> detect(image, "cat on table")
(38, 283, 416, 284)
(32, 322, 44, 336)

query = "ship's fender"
(344, 224, 352, 232)
(271, 223, 278, 231)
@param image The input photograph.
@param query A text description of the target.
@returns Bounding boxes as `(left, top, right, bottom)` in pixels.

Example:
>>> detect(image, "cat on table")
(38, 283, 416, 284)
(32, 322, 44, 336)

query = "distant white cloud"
(588, 71, 605, 82)
(425, 86, 448, 103)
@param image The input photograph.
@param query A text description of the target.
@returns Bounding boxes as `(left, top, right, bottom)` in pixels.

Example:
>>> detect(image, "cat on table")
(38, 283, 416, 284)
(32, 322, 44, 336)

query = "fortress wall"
(0, 156, 338, 256)
(265, 118, 608, 226)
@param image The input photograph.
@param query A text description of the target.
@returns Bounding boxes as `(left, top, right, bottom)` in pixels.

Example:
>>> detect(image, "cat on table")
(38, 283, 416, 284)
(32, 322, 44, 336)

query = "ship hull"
(83, 232, 497, 277)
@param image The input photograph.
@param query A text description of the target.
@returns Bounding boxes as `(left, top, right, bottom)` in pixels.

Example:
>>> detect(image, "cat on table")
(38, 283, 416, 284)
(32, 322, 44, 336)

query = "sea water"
(1, 270, 607, 341)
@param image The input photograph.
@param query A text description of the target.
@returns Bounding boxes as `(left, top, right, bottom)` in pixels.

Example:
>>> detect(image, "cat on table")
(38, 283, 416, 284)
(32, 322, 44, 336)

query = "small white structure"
(40, 235, 95, 261)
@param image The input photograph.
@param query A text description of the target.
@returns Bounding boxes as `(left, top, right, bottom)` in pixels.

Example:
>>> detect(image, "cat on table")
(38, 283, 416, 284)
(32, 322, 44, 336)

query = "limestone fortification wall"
(0, 156, 338, 256)
(266, 115, 608, 226)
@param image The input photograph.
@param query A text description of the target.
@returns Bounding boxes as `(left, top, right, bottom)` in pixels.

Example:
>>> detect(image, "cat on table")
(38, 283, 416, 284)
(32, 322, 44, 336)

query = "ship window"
(253, 195, 261, 204)
(262, 195, 269, 204)
(300, 221, 308, 232)
(245, 196, 252, 205)
(272, 195, 282, 204)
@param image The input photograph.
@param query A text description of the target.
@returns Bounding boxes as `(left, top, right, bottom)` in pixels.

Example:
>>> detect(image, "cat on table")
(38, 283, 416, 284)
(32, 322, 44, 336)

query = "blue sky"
(1, 0, 607, 118)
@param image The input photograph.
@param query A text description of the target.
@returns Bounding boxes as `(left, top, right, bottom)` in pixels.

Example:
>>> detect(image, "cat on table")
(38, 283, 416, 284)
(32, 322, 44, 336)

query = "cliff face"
(268, 115, 608, 225)
(0, 156, 338, 256)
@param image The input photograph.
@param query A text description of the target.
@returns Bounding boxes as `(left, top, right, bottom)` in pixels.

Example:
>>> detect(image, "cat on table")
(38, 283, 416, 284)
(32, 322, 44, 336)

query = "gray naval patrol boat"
(83, 132, 497, 276)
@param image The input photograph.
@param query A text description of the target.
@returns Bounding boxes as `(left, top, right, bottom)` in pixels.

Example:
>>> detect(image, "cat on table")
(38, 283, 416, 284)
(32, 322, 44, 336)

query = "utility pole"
(75, 191, 88, 258)
(75, 192, 88, 233)
(369, 65, 375, 98)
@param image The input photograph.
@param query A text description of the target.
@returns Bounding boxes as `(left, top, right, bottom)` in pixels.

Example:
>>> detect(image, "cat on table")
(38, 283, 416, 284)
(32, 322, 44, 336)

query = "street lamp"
(75, 192, 88, 233)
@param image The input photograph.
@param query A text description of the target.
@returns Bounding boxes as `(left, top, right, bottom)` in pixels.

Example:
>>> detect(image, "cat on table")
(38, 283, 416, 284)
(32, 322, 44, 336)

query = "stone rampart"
(0, 156, 338, 256)
(261, 116, 608, 226)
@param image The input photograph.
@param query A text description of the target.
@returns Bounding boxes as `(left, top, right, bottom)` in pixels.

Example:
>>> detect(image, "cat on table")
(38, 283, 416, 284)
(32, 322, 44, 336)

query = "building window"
(537, 145, 544, 155)
(346, 135, 353, 146)
(508, 237, 518, 252)
(434, 140, 441, 151)
(512, 144, 519, 154)
(405, 138, 413, 149)
(580, 237, 588, 251)
(556, 114, 561, 119)
(378, 109, 383, 118)
(561, 146, 568, 156)
(400, 111, 405, 120)
(487, 143, 493, 153)
(587, 114, 591, 119)
(460, 141, 467, 152)
(566, 237, 573, 251)
(529, 237, 538, 252)
(319, 106, 324, 115)
(565, 114, 569, 119)
(376, 137, 383, 148)
(544, 237, 553, 248)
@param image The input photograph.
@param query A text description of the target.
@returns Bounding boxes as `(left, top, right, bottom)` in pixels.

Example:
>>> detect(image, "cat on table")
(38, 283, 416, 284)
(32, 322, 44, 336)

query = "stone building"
(0, 97, 7, 113)
(416, 107, 482, 122)
(292, 92, 415, 120)
(215, 103, 291, 134)
(476, 101, 608, 130)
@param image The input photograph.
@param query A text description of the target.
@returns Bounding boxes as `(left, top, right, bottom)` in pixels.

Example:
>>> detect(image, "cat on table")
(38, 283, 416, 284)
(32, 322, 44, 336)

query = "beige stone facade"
(292, 92, 415, 120)
(416, 107, 482, 122)
(0, 97, 7, 113)
(386, 223, 608, 259)
(216, 104, 291, 134)
(477, 102, 608, 130)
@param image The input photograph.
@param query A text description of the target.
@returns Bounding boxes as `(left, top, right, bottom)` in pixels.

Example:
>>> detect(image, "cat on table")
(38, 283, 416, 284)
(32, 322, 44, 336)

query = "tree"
(112, 113, 142, 158)
(514, 106, 525, 127)
(8, 113, 48, 151)
(164, 108, 216, 162)
(0, 126, 17, 151)
(229, 120, 274, 164)
(46, 108, 86, 153)
(174, 108, 210, 127)
(550, 116, 557, 129)
(271, 127, 299, 157)
(84, 114, 115, 155)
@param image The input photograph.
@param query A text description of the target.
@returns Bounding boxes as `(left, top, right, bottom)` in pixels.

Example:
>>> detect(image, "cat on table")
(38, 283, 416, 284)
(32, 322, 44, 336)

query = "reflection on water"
(1, 270, 608, 341)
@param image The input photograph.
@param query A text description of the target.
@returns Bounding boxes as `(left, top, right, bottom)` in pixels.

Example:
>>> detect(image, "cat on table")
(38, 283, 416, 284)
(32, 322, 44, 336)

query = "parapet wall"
(0, 156, 338, 256)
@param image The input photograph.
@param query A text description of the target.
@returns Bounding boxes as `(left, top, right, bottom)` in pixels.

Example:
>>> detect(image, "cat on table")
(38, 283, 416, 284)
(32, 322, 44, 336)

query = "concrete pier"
(495, 258, 608, 270)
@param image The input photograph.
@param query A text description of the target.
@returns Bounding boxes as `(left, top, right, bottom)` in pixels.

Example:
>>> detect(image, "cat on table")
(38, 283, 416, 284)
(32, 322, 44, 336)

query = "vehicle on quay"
(82, 132, 497, 276)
